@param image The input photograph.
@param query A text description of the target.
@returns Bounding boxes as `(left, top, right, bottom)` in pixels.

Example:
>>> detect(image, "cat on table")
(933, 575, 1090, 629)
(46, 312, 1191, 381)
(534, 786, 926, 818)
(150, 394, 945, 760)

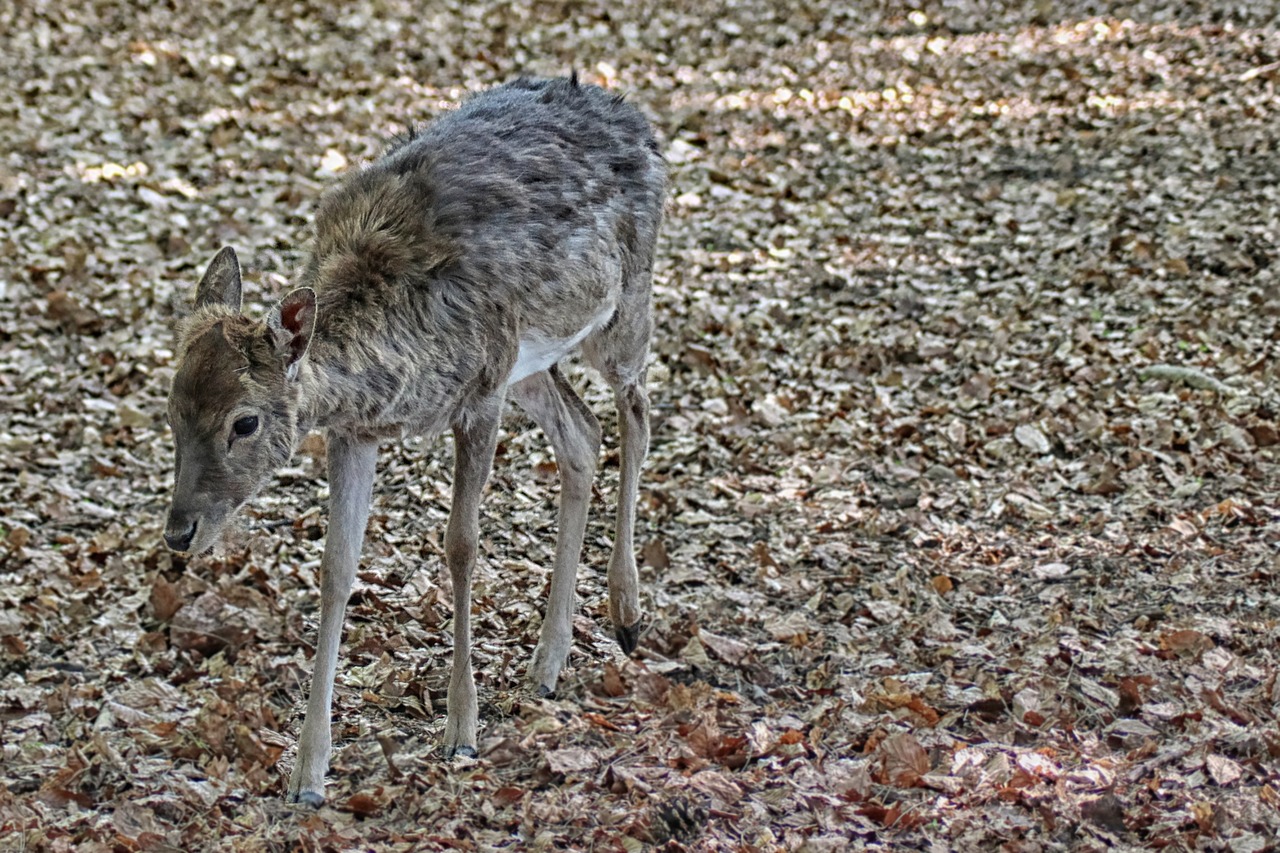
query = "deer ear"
(195, 247, 243, 310)
(267, 288, 317, 379)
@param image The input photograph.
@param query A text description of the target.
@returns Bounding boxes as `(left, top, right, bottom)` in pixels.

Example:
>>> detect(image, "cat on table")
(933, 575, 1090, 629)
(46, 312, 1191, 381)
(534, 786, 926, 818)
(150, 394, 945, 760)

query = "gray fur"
(162, 77, 665, 805)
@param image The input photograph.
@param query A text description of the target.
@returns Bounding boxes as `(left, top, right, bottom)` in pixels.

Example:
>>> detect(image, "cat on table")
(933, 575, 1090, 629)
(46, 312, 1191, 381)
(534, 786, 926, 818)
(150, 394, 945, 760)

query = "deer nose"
(164, 520, 197, 552)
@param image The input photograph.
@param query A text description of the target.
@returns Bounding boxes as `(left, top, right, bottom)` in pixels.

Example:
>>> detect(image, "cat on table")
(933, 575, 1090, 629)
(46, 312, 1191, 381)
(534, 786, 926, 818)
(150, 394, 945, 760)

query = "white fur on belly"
(507, 304, 615, 385)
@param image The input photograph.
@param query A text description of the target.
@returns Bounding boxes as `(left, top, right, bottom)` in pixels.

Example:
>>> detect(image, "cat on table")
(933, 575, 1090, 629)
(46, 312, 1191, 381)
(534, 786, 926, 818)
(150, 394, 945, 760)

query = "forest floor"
(1, 1, 1279, 850)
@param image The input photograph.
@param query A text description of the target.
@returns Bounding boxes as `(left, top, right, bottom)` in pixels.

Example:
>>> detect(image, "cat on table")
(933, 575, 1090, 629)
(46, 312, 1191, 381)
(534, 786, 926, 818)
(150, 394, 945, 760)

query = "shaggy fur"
(163, 76, 665, 806)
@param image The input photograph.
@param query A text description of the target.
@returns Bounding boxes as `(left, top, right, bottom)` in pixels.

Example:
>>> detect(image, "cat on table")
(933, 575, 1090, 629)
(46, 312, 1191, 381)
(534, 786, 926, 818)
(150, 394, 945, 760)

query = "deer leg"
(608, 378, 649, 653)
(441, 402, 501, 758)
(510, 366, 602, 696)
(287, 433, 378, 806)
(584, 284, 653, 657)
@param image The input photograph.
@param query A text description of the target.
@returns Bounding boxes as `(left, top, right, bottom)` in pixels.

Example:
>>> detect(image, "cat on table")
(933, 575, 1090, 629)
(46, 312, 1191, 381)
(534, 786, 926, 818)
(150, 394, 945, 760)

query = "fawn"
(162, 77, 665, 805)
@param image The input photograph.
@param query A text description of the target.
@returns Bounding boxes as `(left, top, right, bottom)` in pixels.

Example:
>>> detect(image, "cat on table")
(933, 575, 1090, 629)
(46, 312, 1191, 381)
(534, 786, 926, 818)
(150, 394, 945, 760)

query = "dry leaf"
(1205, 754, 1242, 787)
(698, 628, 751, 665)
(547, 747, 598, 775)
(601, 660, 627, 698)
(1014, 423, 1051, 454)
(344, 792, 384, 817)
(150, 575, 184, 622)
(1161, 630, 1214, 656)
(640, 538, 670, 570)
(879, 732, 929, 787)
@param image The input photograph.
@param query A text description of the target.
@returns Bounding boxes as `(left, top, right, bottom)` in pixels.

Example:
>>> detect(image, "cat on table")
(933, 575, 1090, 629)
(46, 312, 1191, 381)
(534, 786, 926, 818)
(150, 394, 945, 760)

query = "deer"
(161, 76, 665, 806)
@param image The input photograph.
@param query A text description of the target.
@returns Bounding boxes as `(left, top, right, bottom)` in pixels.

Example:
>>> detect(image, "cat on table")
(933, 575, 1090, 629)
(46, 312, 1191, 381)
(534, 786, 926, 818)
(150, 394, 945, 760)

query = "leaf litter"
(1, 1, 1279, 850)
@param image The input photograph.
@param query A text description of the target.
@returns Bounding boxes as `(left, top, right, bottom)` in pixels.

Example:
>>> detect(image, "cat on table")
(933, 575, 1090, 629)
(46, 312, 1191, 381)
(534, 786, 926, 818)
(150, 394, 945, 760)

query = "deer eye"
(232, 415, 259, 437)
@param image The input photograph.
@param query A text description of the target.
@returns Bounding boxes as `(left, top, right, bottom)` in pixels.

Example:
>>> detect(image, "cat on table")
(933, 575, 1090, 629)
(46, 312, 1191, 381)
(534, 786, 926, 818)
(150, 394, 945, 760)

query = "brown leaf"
(857, 802, 927, 829)
(344, 792, 384, 817)
(1248, 421, 1279, 447)
(6, 526, 32, 550)
(930, 575, 953, 595)
(640, 538, 669, 570)
(1160, 629, 1213, 657)
(482, 737, 525, 768)
(698, 628, 750, 665)
(547, 747, 598, 774)
(635, 672, 671, 706)
(150, 574, 184, 621)
(46, 290, 101, 331)
(1082, 461, 1125, 496)
(1202, 687, 1255, 725)
(683, 715, 723, 760)
(170, 591, 253, 654)
(583, 711, 621, 732)
(493, 786, 524, 806)
(601, 660, 627, 697)
(233, 725, 283, 769)
(763, 611, 811, 642)
(38, 787, 95, 808)
(1117, 677, 1144, 715)
(688, 769, 744, 806)
(752, 539, 779, 569)
(1190, 801, 1215, 834)
(878, 732, 929, 787)
(1081, 794, 1127, 834)
(966, 697, 1007, 721)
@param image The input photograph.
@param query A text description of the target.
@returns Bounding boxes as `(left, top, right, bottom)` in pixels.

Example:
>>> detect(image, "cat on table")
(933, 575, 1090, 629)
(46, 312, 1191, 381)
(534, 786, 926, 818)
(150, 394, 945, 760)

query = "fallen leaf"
(1205, 754, 1242, 787)
(1014, 423, 1051, 454)
(640, 538, 670, 570)
(547, 747, 598, 775)
(1161, 630, 1214, 656)
(879, 732, 929, 787)
(601, 660, 627, 697)
(150, 575, 183, 621)
(1081, 793, 1127, 834)
(698, 628, 751, 665)
(344, 792, 384, 817)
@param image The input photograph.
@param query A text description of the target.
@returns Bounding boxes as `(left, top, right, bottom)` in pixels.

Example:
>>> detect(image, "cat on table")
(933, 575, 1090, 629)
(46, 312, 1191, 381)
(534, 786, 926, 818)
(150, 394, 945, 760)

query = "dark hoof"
(615, 621, 641, 656)
(288, 790, 325, 809)
(536, 684, 555, 699)
(446, 744, 477, 760)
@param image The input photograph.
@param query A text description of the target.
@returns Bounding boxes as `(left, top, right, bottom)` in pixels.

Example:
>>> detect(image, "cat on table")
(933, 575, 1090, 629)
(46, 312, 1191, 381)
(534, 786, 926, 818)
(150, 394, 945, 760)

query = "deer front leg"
(287, 434, 378, 807)
(442, 404, 501, 758)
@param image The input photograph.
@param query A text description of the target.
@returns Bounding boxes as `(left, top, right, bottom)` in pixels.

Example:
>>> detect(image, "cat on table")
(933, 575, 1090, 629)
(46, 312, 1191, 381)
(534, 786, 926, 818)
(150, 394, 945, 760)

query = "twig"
(1138, 364, 1234, 395)
(1240, 61, 1280, 82)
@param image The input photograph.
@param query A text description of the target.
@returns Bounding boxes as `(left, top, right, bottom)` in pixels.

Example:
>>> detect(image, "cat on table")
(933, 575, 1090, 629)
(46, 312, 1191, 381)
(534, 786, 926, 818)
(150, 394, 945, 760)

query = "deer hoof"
(536, 684, 556, 699)
(615, 622, 641, 656)
(288, 790, 325, 809)
(446, 744, 477, 760)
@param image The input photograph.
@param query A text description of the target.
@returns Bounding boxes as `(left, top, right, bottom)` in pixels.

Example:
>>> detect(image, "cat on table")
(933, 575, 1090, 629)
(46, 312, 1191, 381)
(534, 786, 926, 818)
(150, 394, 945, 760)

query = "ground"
(1, 2, 1279, 851)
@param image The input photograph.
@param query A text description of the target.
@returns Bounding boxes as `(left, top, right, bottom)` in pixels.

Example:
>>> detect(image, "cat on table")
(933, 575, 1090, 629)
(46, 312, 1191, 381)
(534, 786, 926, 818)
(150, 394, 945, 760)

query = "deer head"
(163, 247, 317, 553)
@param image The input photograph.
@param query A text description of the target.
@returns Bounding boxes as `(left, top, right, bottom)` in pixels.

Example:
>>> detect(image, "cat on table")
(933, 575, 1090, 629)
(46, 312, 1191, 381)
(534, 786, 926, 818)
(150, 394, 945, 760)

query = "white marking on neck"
(507, 304, 615, 385)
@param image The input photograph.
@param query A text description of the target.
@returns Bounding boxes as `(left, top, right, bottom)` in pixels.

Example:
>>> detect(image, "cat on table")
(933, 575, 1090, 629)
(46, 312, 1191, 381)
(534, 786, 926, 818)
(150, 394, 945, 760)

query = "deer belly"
(507, 305, 615, 385)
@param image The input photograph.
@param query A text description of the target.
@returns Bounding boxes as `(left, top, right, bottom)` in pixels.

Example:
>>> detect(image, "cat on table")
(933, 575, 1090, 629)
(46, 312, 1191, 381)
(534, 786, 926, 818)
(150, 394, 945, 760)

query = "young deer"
(162, 77, 665, 805)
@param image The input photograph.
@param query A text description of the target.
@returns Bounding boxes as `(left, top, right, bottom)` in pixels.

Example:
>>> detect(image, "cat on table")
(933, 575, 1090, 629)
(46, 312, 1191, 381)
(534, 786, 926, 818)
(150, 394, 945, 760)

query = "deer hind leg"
(584, 293, 653, 656)
(510, 366, 602, 695)
(441, 400, 502, 758)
